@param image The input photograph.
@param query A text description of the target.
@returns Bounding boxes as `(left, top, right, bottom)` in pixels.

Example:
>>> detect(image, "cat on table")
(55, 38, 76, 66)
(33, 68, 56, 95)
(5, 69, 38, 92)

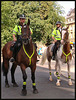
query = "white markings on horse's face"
(62, 30, 66, 40)
(61, 30, 67, 44)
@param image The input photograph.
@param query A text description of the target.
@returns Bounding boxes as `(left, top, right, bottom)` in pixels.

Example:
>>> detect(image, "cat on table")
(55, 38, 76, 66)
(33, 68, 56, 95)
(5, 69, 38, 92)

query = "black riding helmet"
(56, 21, 61, 25)
(19, 14, 26, 19)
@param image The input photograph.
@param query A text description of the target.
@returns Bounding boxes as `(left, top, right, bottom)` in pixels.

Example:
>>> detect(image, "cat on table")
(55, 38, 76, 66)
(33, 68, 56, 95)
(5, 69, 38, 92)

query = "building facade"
(65, 8, 75, 42)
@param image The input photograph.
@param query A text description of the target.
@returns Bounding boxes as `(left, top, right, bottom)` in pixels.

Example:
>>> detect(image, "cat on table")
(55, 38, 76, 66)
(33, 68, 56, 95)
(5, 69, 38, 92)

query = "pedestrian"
(38, 47, 42, 55)
(51, 21, 62, 60)
(42, 44, 47, 53)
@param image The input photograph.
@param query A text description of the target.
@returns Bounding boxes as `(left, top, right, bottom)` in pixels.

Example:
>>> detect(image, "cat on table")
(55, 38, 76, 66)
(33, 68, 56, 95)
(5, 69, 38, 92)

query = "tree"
(1, 1, 65, 48)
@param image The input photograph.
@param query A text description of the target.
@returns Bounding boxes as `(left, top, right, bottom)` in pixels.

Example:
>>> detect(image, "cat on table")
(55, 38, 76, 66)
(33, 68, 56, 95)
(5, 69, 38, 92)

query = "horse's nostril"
(22, 38, 29, 44)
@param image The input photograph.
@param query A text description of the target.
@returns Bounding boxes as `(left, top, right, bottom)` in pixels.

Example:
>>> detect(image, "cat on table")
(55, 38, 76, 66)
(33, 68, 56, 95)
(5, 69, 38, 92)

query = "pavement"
(37, 57, 75, 81)
(1, 56, 75, 81)
(61, 61, 75, 81)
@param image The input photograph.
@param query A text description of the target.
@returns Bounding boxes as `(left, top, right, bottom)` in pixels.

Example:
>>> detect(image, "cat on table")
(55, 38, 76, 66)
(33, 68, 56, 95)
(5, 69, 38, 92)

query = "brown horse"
(2, 19, 38, 95)
(41, 26, 73, 86)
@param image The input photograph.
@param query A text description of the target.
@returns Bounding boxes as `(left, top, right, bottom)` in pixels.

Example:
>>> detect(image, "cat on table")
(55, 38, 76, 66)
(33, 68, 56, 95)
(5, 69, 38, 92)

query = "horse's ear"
(67, 26, 69, 29)
(27, 19, 30, 26)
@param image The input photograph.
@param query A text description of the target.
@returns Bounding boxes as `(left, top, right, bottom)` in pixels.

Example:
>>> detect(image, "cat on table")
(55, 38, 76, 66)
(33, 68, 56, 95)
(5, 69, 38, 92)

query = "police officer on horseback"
(51, 21, 62, 60)
(10, 14, 32, 62)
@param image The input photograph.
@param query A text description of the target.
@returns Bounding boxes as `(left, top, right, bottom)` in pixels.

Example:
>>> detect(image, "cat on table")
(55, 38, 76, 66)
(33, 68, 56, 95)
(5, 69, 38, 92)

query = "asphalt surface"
(1, 58, 75, 99)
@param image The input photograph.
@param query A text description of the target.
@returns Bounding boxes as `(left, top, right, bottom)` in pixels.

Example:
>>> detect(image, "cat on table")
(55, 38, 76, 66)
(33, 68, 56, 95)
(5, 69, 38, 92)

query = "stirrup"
(10, 57, 15, 62)
(36, 59, 39, 62)
(52, 56, 55, 60)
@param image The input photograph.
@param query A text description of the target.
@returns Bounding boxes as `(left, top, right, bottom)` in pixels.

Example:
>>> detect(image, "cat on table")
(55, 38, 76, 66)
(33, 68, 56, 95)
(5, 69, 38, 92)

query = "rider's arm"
(13, 25, 18, 41)
(52, 36, 57, 43)
(52, 29, 57, 43)
(13, 34, 17, 41)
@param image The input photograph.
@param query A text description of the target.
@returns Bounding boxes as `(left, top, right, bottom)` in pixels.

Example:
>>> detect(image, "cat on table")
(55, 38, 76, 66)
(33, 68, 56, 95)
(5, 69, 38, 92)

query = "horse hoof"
(5, 84, 10, 88)
(54, 72, 58, 77)
(59, 79, 61, 82)
(33, 89, 38, 94)
(13, 83, 19, 87)
(56, 82, 60, 86)
(68, 82, 73, 86)
(21, 89, 27, 96)
(49, 78, 53, 81)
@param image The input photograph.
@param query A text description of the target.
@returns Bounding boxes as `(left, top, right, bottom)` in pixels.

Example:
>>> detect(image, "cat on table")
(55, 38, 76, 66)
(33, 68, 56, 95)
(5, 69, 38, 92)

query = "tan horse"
(41, 26, 72, 86)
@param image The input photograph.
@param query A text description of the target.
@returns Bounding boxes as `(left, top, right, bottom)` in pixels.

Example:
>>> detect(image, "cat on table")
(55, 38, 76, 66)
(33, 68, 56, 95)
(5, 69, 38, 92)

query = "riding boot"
(10, 42, 18, 62)
(52, 45, 56, 60)
(52, 52, 56, 60)
(10, 39, 22, 62)
(10, 50, 16, 62)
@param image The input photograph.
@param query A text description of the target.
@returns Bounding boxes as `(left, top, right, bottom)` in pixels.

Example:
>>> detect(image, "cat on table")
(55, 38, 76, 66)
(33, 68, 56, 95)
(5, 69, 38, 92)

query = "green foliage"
(1, 1, 65, 48)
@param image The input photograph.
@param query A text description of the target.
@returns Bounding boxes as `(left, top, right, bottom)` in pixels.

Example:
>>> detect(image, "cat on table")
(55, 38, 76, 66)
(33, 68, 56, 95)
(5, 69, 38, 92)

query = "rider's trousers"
(52, 40, 61, 57)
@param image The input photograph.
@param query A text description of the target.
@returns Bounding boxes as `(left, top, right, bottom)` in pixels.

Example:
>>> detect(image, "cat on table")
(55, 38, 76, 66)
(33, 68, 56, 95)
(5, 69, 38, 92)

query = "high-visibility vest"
(13, 24, 33, 36)
(13, 25, 22, 36)
(52, 28, 61, 40)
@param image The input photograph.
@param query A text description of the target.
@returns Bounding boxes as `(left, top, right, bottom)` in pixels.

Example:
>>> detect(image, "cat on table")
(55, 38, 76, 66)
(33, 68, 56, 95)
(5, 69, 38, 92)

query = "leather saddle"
(51, 44, 55, 52)
(51, 43, 61, 56)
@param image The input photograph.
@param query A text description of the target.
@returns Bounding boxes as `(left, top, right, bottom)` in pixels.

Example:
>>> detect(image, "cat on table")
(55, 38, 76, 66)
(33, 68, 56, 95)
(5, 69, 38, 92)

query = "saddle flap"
(10, 41, 16, 51)
(51, 44, 54, 52)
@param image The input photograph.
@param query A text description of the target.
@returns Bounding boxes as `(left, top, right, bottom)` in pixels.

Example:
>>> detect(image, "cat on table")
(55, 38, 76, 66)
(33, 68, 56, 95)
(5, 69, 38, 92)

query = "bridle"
(21, 33, 31, 45)
(62, 39, 70, 44)
(20, 24, 31, 45)
(61, 29, 69, 45)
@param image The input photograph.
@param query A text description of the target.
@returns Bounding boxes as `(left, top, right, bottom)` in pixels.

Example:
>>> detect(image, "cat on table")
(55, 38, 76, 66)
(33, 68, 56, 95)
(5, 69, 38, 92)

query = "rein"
(23, 44, 35, 65)
(62, 39, 70, 44)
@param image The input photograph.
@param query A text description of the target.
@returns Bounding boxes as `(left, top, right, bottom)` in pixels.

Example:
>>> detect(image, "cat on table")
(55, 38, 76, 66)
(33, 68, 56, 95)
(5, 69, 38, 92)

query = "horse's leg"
(55, 61, 57, 71)
(31, 65, 38, 94)
(48, 59, 52, 81)
(54, 60, 61, 81)
(20, 64, 27, 96)
(67, 62, 73, 85)
(3, 58, 10, 87)
(56, 60, 61, 86)
(11, 62, 18, 87)
(54, 60, 59, 76)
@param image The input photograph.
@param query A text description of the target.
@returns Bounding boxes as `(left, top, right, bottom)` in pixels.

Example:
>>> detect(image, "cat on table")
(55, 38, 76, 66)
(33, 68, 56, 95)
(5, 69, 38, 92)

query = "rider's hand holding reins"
(13, 34, 17, 41)
(61, 39, 64, 44)
(52, 36, 57, 43)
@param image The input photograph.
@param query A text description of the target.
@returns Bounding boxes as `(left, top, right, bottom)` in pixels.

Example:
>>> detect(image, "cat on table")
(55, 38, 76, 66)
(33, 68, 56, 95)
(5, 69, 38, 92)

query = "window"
(68, 19, 69, 22)
(71, 18, 73, 21)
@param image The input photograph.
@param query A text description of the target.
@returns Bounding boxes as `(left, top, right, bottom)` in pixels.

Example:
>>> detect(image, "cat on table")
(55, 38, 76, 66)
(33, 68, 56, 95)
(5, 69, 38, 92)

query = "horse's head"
(61, 26, 69, 44)
(21, 19, 31, 45)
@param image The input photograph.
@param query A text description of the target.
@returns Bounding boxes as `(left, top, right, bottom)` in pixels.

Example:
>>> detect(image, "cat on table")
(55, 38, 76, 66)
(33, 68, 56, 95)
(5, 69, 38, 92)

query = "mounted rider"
(51, 21, 62, 60)
(10, 14, 33, 62)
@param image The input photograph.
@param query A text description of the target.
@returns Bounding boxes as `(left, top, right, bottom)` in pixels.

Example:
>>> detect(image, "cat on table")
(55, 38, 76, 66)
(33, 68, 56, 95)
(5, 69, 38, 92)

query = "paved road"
(1, 58, 75, 99)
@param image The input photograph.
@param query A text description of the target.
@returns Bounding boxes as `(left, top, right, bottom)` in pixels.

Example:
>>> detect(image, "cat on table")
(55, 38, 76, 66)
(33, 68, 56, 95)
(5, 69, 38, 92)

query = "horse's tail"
(40, 48, 47, 65)
(2, 55, 5, 76)
(2, 48, 7, 76)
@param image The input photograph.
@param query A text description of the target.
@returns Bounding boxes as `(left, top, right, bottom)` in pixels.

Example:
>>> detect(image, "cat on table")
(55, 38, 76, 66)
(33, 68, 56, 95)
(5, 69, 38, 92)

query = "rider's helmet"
(19, 14, 26, 19)
(56, 21, 61, 25)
